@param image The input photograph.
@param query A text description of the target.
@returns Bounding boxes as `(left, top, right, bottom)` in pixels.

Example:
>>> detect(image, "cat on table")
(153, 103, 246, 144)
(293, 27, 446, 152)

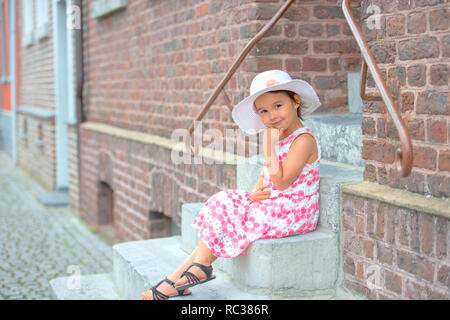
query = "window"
(36, 0, 49, 40)
(22, 0, 34, 46)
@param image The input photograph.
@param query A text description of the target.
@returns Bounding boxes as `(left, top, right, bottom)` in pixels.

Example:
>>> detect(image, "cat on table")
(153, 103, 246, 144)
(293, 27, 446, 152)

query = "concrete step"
(303, 113, 365, 167)
(180, 159, 363, 296)
(181, 203, 338, 297)
(49, 273, 122, 300)
(235, 158, 363, 233)
(49, 235, 362, 300)
(112, 236, 270, 300)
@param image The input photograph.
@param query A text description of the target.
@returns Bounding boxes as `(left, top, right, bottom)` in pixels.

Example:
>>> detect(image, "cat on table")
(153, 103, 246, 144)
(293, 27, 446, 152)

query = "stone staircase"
(49, 113, 366, 300)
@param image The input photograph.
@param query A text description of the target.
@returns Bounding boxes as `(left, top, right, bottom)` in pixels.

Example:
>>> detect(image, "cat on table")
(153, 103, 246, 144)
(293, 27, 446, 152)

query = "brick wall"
(79, 126, 234, 241)
(17, 113, 56, 190)
(80, 0, 362, 241)
(17, 0, 56, 191)
(68, 125, 79, 210)
(342, 0, 449, 299)
(360, 0, 449, 198)
(342, 194, 449, 299)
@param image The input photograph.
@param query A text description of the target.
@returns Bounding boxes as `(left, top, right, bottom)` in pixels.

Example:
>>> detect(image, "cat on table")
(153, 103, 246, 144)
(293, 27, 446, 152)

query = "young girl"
(142, 70, 321, 300)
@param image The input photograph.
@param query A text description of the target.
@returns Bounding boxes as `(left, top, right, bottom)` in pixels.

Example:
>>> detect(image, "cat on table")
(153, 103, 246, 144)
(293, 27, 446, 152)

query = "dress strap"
(281, 126, 321, 161)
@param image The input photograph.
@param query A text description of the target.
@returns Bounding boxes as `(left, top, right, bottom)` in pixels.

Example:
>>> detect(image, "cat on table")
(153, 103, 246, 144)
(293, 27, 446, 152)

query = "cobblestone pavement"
(0, 151, 113, 300)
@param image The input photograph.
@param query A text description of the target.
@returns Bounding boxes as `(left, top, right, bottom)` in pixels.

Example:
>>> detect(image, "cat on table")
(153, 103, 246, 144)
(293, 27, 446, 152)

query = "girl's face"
(254, 91, 301, 131)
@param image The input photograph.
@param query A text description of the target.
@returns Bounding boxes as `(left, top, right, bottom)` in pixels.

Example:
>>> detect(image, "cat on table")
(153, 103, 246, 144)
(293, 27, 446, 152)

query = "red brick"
(369, 41, 397, 64)
(443, 35, 450, 57)
(329, 57, 361, 72)
(386, 14, 405, 37)
(385, 269, 402, 295)
(343, 199, 356, 231)
(356, 260, 365, 280)
(429, 8, 449, 31)
(313, 5, 344, 19)
(406, 12, 427, 34)
(397, 250, 435, 281)
(377, 243, 394, 266)
(195, 4, 209, 18)
(401, 92, 415, 113)
(437, 264, 450, 287)
(398, 37, 440, 61)
(302, 57, 327, 72)
(255, 39, 309, 55)
(298, 24, 323, 37)
(430, 64, 449, 86)
(326, 24, 340, 37)
(427, 119, 447, 144)
(356, 215, 365, 234)
(362, 117, 376, 136)
(427, 174, 450, 198)
(313, 40, 360, 54)
(285, 58, 302, 73)
(283, 24, 297, 38)
(376, 118, 386, 138)
(407, 64, 426, 87)
(364, 163, 377, 182)
(412, 145, 437, 170)
(438, 150, 450, 171)
(362, 139, 396, 164)
(343, 255, 356, 275)
(415, 0, 442, 7)
(398, 0, 413, 10)
(363, 239, 375, 260)
(416, 91, 449, 115)
(420, 213, 435, 256)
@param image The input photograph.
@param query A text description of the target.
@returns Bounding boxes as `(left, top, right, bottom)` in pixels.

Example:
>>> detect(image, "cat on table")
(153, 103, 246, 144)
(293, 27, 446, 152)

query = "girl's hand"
(263, 127, 286, 149)
(250, 183, 271, 202)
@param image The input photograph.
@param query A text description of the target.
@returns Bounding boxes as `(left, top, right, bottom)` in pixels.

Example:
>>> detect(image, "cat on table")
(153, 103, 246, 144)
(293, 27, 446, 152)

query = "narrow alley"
(0, 151, 113, 299)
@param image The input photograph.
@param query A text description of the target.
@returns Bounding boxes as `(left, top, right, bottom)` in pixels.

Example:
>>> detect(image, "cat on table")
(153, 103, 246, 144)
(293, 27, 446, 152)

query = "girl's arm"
(251, 169, 265, 193)
(265, 130, 316, 191)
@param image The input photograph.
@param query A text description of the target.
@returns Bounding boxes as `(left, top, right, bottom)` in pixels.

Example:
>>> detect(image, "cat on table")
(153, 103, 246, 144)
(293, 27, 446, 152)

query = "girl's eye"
(275, 104, 282, 109)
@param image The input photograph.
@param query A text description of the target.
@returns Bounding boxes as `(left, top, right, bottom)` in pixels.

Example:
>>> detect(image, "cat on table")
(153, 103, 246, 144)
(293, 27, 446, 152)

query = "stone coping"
(91, 0, 127, 19)
(81, 121, 245, 165)
(341, 181, 450, 220)
(17, 105, 55, 120)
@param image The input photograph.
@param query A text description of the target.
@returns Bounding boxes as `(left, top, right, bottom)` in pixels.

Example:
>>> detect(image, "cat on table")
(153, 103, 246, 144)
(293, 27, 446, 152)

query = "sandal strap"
(163, 277, 175, 287)
(188, 262, 214, 279)
(180, 270, 201, 285)
(151, 279, 170, 300)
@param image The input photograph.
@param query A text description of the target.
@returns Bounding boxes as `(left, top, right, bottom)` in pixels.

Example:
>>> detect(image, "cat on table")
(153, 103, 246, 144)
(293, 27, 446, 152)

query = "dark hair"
(267, 90, 303, 121)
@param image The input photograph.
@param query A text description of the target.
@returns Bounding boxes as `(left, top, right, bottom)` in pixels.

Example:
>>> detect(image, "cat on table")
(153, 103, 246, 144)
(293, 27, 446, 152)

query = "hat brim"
(231, 79, 321, 135)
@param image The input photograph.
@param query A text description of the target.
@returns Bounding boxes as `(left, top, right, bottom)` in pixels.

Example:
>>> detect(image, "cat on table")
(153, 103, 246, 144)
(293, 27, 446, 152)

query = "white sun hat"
(231, 70, 321, 135)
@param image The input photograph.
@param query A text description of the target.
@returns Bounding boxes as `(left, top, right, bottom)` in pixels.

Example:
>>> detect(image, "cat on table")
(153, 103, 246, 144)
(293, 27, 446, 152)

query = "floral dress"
(191, 126, 321, 258)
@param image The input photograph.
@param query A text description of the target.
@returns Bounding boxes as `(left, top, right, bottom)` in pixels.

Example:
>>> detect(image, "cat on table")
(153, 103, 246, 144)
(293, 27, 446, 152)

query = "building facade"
(7, 0, 449, 299)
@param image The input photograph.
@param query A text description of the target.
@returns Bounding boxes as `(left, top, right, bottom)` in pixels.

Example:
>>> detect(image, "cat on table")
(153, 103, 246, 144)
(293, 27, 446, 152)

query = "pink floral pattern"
(192, 126, 321, 258)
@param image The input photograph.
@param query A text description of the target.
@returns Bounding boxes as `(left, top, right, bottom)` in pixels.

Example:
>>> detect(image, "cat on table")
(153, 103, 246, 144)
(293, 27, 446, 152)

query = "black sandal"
(144, 277, 192, 300)
(175, 262, 216, 291)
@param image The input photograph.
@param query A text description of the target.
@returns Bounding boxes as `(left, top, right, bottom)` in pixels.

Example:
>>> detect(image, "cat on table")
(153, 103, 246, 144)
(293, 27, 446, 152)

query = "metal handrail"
(342, 0, 412, 177)
(185, 0, 295, 157)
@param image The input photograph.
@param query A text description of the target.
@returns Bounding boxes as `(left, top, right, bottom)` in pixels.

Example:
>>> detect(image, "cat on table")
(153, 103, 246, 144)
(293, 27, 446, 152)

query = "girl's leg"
(142, 246, 199, 300)
(174, 239, 217, 288)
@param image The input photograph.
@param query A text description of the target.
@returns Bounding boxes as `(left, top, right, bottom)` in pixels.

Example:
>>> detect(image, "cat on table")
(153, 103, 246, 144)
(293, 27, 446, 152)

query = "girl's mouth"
(271, 120, 282, 126)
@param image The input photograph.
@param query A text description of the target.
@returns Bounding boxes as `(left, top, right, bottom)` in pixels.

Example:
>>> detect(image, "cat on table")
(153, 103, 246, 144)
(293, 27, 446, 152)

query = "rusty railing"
(185, 0, 295, 157)
(342, 0, 413, 177)
(184, 0, 413, 177)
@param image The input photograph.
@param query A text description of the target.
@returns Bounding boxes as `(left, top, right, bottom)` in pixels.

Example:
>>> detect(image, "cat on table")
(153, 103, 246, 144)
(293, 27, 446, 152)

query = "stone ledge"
(17, 105, 55, 120)
(91, 0, 127, 19)
(81, 121, 244, 164)
(341, 181, 450, 220)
